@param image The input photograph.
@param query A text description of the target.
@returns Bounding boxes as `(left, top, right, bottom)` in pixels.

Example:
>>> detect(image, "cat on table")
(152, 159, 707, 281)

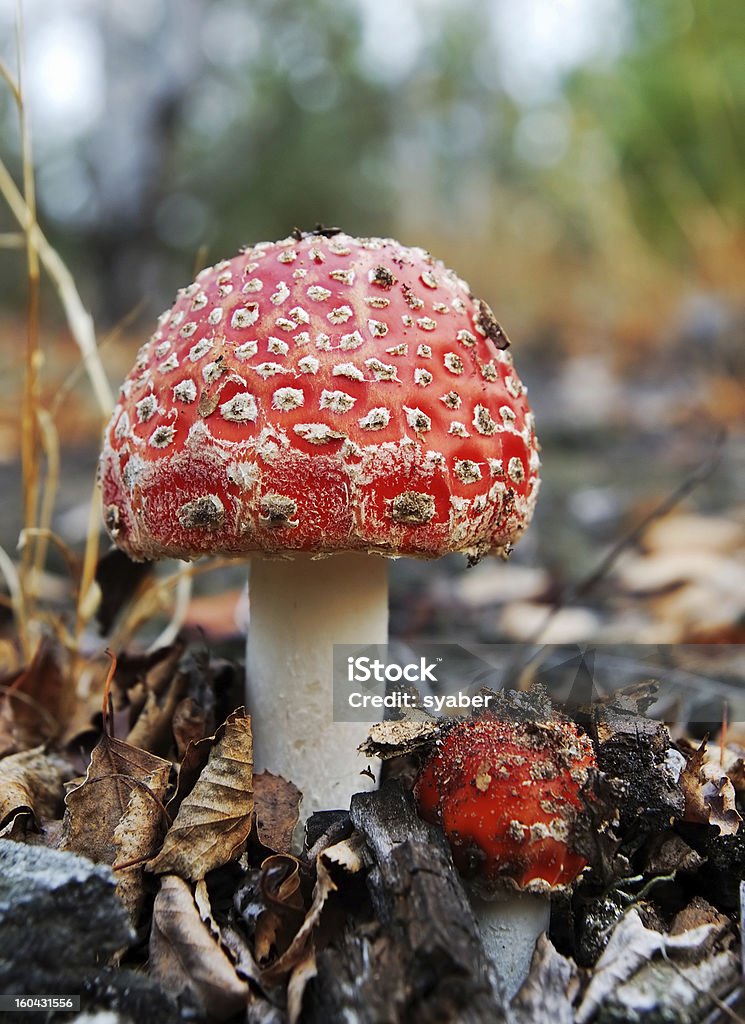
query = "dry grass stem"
(0, 158, 114, 417)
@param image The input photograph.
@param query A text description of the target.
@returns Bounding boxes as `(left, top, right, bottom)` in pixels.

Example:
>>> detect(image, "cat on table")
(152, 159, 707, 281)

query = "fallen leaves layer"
(576, 907, 737, 1024)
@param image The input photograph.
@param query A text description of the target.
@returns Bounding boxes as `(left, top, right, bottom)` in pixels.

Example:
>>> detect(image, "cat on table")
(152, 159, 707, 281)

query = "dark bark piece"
(591, 706, 684, 844)
(304, 782, 503, 1024)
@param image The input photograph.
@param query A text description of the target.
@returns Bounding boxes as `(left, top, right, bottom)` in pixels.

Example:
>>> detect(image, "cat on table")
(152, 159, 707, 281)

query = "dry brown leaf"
(61, 733, 170, 864)
(260, 834, 361, 985)
(147, 710, 253, 881)
(287, 948, 317, 1024)
(254, 771, 302, 854)
(172, 698, 209, 759)
(112, 767, 170, 925)
(681, 739, 742, 836)
(255, 854, 306, 964)
(0, 747, 65, 836)
(150, 874, 248, 1022)
(0, 637, 68, 753)
(126, 669, 187, 756)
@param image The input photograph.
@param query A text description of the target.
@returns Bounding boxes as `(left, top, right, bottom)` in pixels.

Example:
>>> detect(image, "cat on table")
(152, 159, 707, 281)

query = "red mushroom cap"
(100, 232, 539, 561)
(415, 713, 595, 893)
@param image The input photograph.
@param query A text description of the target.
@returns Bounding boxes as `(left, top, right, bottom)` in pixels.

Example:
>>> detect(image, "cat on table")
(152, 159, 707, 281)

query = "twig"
(102, 649, 117, 739)
(659, 947, 745, 1024)
(524, 429, 727, 653)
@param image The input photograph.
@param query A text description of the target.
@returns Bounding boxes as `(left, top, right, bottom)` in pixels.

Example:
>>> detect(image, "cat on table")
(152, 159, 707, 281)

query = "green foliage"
(567, 0, 745, 260)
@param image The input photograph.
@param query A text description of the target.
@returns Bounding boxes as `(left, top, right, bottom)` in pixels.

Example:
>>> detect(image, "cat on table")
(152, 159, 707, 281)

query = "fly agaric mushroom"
(415, 709, 596, 997)
(99, 230, 540, 816)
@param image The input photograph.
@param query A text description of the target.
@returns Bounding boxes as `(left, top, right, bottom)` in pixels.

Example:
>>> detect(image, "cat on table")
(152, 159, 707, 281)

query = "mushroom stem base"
(247, 553, 387, 819)
(471, 892, 549, 1002)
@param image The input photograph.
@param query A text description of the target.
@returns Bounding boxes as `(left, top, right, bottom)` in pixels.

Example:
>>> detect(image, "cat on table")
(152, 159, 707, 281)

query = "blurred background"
(0, 0, 743, 651)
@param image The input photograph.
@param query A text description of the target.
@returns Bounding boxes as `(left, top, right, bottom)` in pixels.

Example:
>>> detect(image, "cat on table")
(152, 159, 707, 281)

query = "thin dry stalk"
(31, 407, 60, 585)
(0, 544, 29, 661)
(15, 4, 43, 609)
(0, 159, 114, 418)
(75, 476, 103, 644)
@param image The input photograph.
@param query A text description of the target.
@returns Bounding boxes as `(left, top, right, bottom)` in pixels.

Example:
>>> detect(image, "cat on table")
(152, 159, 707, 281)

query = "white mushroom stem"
(471, 892, 550, 1001)
(247, 552, 387, 818)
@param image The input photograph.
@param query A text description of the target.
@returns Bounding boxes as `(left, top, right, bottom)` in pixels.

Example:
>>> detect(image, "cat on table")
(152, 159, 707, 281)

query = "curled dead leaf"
(172, 697, 209, 759)
(125, 658, 187, 757)
(147, 709, 253, 881)
(0, 747, 66, 838)
(150, 874, 248, 1022)
(255, 854, 306, 965)
(260, 835, 365, 987)
(681, 739, 742, 836)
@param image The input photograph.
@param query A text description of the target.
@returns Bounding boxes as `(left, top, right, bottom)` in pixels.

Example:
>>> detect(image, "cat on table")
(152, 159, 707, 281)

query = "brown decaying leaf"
(260, 835, 362, 986)
(61, 733, 170, 864)
(0, 746, 66, 837)
(0, 636, 68, 754)
(125, 667, 187, 757)
(255, 854, 306, 964)
(680, 739, 742, 836)
(254, 771, 301, 854)
(172, 697, 209, 759)
(150, 874, 248, 1023)
(147, 710, 253, 881)
(287, 949, 317, 1024)
(112, 767, 170, 925)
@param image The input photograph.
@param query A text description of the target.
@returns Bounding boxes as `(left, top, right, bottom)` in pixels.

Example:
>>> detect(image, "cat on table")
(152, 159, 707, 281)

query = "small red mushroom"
(416, 713, 595, 889)
(100, 231, 540, 815)
(415, 710, 596, 994)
